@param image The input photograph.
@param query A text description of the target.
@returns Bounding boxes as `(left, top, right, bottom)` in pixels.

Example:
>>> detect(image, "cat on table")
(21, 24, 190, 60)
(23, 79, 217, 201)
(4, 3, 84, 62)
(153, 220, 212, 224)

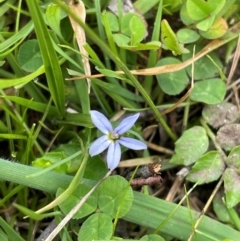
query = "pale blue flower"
(89, 110, 147, 170)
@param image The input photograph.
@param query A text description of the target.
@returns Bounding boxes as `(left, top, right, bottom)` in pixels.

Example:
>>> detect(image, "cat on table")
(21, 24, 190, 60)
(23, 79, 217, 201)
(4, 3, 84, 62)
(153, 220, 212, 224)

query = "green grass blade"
(0, 158, 94, 194)
(26, 0, 65, 115)
(143, 0, 163, 94)
(1, 96, 59, 117)
(94, 0, 118, 85)
(0, 217, 25, 241)
(0, 21, 34, 53)
(93, 79, 144, 102)
(124, 191, 240, 241)
(91, 83, 112, 115)
(59, 112, 93, 128)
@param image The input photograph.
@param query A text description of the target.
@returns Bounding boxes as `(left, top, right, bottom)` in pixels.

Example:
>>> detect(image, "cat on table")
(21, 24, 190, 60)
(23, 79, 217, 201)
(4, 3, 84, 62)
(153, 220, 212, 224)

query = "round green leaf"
(106, 12, 119, 32)
(60, 17, 73, 41)
(97, 175, 133, 218)
(180, 3, 196, 26)
(17, 39, 43, 72)
(46, 4, 63, 39)
(213, 192, 232, 224)
(163, 0, 182, 13)
(170, 126, 209, 166)
(57, 142, 82, 170)
(57, 185, 98, 219)
(83, 156, 108, 181)
(187, 151, 225, 184)
(186, 0, 225, 21)
(199, 17, 228, 39)
(217, 124, 240, 151)
(208, 0, 226, 15)
(32, 142, 82, 173)
(190, 78, 226, 104)
(186, 0, 212, 20)
(120, 13, 136, 37)
(78, 213, 113, 241)
(182, 44, 223, 80)
(156, 57, 189, 95)
(224, 168, 240, 208)
(113, 33, 130, 46)
(32, 151, 67, 173)
(129, 15, 146, 45)
(196, 14, 215, 31)
(202, 102, 239, 129)
(226, 145, 240, 169)
(177, 29, 200, 44)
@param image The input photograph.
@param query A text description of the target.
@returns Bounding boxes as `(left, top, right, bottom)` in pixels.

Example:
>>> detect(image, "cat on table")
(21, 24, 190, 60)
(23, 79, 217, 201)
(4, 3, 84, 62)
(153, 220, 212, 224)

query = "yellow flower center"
(109, 132, 119, 141)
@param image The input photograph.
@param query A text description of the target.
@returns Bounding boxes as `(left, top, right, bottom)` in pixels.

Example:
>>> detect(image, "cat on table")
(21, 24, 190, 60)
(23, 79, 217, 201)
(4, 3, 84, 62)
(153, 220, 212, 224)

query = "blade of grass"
(0, 21, 33, 53)
(1, 96, 59, 117)
(142, 0, 162, 94)
(224, 198, 240, 231)
(0, 217, 25, 241)
(58, 112, 93, 127)
(0, 92, 43, 155)
(0, 185, 24, 207)
(124, 191, 240, 241)
(4, 106, 15, 153)
(91, 83, 112, 115)
(93, 79, 144, 102)
(0, 67, 44, 89)
(0, 157, 95, 194)
(94, 0, 119, 85)
(102, 11, 119, 57)
(0, 134, 27, 140)
(26, 0, 65, 115)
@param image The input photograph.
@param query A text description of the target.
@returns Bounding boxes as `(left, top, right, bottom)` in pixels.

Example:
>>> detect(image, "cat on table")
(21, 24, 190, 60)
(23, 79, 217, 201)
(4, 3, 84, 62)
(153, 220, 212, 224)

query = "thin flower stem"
(53, 0, 177, 142)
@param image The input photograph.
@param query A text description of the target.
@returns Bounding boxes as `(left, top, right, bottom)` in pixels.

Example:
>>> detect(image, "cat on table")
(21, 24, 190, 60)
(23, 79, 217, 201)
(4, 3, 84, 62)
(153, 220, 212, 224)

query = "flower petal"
(89, 135, 111, 156)
(90, 110, 113, 134)
(114, 113, 140, 135)
(118, 137, 147, 150)
(107, 142, 121, 170)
